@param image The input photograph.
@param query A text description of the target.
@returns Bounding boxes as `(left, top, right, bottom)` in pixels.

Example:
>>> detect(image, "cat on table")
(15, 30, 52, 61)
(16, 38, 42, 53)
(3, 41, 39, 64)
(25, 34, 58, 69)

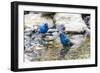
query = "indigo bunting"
(38, 23, 48, 33)
(59, 32, 70, 47)
(59, 32, 71, 59)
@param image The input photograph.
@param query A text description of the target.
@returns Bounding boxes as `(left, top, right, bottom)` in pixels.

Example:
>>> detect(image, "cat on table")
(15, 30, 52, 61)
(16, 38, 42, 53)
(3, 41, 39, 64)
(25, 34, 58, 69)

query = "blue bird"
(59, 32, 70, 47)
(38, 23, 48, 33)
(59, 32, 71, 59)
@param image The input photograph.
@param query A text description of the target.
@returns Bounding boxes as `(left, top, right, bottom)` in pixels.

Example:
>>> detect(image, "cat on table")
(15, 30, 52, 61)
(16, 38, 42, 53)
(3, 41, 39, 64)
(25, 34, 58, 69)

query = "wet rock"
(24, 12, 54, 28)
(48, 29, 58, 33)
(25, 45, 47, 61)
(54, 13, 88, 32)
(70, 35, 85, 48)
(24, 27, 32, 36)
(44, 36, 55, 41)
(25, 51, 38, 61)
(24, 35, 31, 51)
(52, 32, 59, 37)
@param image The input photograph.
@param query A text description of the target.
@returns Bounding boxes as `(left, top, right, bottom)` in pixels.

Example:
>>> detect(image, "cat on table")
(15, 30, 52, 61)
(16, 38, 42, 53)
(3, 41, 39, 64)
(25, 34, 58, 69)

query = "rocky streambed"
(24, 12, 90, 62)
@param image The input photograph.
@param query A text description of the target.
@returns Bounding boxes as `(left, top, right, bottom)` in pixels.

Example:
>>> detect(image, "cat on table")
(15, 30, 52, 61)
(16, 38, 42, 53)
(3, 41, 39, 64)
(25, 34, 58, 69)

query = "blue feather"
(59, 32, 71, 59)
(59, 32, 70, 47)
(38, 23, 48, 33)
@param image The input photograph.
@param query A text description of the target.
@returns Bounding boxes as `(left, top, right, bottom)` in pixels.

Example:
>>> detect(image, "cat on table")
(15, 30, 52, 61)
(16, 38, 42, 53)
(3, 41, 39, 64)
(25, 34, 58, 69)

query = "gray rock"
(70, 35, 85, 48)
(25, 51, 38, 61)
(44, 36, 55, 41)
(48, 29, 58, 33)
(54, 13, 88, 32)
(24, 35, 32, 51)
(52, 32, 59, 37)
(24, 12, 54, 28)
(24, 28, 32, 36)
